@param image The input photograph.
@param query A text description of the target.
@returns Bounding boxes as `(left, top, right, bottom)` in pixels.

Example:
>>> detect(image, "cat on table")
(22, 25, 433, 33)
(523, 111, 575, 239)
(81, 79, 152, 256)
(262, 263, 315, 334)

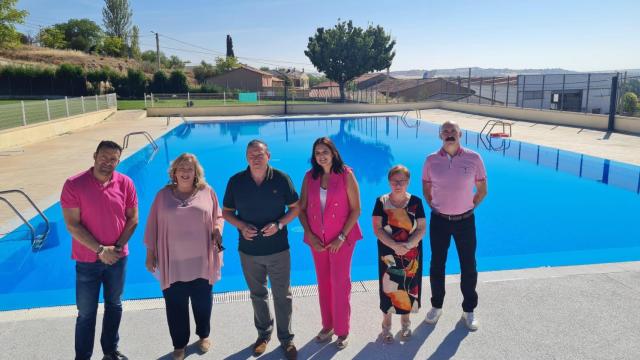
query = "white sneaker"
(424, 307, 442, 325)
(461, 312, 478, 331)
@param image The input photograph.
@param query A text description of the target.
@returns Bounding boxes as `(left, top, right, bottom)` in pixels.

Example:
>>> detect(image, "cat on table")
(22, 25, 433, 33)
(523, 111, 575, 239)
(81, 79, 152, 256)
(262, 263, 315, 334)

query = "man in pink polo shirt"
(61, 140, 138, 360)
(422, 121, 488, 331)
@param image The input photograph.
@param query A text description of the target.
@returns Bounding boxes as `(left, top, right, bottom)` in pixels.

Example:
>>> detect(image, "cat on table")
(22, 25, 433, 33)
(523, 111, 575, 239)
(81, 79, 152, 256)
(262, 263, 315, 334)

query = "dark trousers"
(240, 250, 294, 345)
(429, 213, 478, 313)
(162, 278, 213, 349)
(75, 256, 127, 360)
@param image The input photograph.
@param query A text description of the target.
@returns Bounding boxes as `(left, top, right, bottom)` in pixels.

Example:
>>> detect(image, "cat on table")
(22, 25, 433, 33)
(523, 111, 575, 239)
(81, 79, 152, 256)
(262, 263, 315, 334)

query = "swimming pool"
(1, 116, 639, 311)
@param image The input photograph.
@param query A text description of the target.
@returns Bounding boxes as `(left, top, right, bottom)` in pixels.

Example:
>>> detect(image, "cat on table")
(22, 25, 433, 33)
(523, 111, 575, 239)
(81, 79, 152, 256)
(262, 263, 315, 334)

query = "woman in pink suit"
(299, 137, 363, 350)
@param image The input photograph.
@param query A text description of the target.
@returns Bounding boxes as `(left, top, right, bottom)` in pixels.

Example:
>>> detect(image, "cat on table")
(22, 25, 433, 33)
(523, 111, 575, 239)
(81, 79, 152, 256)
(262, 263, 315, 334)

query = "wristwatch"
(114, 244, 122, 252)
(96, 245, 105, 256)
(338, 233, 346, 242)
(277, 221, 284, 231)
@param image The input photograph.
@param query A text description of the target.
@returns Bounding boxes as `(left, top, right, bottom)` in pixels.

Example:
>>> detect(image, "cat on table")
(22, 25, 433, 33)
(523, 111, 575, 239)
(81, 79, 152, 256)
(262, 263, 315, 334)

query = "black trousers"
(162, 278, 213, 349)
(429, 213, 478, 312)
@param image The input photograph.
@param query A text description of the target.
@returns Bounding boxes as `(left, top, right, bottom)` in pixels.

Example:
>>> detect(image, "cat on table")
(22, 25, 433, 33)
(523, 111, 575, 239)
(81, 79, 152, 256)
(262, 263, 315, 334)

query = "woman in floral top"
(372, 165, 426, 343)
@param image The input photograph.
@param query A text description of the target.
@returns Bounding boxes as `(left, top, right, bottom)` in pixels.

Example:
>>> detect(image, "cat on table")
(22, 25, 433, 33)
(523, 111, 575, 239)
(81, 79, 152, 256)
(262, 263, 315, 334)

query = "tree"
(102, 36, 124, 57)
(305, 20, 395, 101)
(150, 71, 167, 93)
(102, 0, 132, 39)
(226, 34, 235, 58)
(55, 18, 103, 52)
(621, 92, 638, 114)
(622, 79, 640, 97)
(167, 55, 185, 69)
(38, 27, 66, 49)
(141, 50, 174, 69)
(168, 70, 188, 93)
(307, 73, 328, 87)
(193, 60, 216, 84)
(130, 25, 141, 60)
(215, 56, 239, 74)
(0, 0, 28, 49)
(126, 68, 146, 97)
(55, 63, 86, 96)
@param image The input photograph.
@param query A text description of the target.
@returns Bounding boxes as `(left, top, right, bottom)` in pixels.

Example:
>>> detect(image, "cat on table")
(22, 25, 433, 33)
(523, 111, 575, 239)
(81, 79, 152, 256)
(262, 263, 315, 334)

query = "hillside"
(0, 45, 196, 84)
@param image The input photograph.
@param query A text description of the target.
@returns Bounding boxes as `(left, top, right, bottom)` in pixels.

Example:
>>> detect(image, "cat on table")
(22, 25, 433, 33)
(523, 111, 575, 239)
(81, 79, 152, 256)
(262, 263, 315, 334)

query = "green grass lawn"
(0, 98, 110, 130)
(118, 98, 327, 110)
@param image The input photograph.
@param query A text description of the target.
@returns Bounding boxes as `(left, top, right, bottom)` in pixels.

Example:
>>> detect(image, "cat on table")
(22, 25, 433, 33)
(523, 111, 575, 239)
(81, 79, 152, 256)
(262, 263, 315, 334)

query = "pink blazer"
(304, 166, 363, 246)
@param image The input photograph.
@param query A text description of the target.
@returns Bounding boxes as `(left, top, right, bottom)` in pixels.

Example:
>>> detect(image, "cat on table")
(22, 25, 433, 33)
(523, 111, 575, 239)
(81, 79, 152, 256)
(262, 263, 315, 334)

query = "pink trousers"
(311, 241, 356, 337)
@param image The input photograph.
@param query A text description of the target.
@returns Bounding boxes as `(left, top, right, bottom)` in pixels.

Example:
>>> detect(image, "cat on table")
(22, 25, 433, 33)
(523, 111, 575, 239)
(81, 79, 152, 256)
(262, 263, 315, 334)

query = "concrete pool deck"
(1, 261, 639, 359)
(1, 108, 640, 359)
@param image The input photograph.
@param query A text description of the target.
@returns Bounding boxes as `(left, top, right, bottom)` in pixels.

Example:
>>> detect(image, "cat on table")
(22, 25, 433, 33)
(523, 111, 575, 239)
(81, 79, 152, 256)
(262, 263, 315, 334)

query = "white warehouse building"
(516, 73, 617, 114)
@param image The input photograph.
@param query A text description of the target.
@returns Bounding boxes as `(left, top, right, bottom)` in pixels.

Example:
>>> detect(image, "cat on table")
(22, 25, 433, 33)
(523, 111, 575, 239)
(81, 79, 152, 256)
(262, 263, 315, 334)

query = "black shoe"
(282, 342, 297, 360)
(102, 350, 128, 360)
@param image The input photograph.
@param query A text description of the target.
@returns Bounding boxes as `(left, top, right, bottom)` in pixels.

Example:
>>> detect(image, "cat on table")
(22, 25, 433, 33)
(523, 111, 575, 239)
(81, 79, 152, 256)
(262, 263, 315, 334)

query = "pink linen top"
(144, 185, 224, 290)
(303, 166, 363, 246)
(61, 168, 138, 262)
(422, 146, 487, 215)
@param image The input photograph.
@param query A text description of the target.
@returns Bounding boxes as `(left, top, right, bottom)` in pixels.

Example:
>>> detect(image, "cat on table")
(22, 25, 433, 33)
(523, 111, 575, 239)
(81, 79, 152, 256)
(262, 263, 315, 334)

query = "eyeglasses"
(389, 180, 408, 186)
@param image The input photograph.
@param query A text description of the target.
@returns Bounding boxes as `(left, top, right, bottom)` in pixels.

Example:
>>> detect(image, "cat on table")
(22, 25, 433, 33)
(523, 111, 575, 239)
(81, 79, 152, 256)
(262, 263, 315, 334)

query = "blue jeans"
(75, 256, 127, 360)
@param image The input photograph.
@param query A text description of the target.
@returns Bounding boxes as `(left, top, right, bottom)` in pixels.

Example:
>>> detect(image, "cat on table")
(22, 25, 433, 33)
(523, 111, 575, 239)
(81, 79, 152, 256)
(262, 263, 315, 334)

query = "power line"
(157, 33, 314, 67)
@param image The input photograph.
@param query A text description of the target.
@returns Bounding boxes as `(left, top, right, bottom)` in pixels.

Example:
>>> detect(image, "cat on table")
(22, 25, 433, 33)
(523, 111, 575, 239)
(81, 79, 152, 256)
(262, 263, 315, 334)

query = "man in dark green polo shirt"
(222, 139, 300, 360)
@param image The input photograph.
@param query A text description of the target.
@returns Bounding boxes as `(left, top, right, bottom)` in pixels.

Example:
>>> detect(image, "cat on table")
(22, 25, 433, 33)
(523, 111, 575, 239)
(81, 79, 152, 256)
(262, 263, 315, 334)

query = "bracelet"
(338, 233, 346, 242)
(277, 221, 284, 230)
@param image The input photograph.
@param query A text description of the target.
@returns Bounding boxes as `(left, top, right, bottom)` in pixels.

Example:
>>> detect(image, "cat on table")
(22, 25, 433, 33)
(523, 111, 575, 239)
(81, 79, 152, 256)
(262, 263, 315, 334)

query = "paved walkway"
(1, 262, 639, 359)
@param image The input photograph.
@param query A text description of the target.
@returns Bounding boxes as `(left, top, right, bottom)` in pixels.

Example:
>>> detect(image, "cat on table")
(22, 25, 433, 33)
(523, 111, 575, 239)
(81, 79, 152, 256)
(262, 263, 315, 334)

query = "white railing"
(0, 93, 117, 131)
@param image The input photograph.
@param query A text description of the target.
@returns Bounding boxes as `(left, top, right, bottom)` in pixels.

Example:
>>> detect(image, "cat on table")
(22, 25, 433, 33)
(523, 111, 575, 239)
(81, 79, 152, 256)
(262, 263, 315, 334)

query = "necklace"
(173, 186, 198, 207)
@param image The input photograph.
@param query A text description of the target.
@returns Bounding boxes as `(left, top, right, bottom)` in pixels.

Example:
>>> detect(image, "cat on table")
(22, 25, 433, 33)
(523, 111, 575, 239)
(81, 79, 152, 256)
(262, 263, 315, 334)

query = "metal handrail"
(480, 119, 512, 137)
(0, 189, 50, 250)
(400, 109, 422, 120)
(122, 131, 159, 151)
(479, 135, 512, 151)
(166, 113, 187, 126)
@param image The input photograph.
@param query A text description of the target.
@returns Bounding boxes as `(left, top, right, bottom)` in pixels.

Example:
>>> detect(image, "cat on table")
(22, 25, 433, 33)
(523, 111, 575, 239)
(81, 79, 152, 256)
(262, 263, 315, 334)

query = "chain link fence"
(0, 94, 117, 131)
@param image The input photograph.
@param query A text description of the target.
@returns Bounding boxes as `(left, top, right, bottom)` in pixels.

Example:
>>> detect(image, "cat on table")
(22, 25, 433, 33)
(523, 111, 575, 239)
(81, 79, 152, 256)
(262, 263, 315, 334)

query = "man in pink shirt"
(61, 140, 138, 360)
(422, 121, 488, 331)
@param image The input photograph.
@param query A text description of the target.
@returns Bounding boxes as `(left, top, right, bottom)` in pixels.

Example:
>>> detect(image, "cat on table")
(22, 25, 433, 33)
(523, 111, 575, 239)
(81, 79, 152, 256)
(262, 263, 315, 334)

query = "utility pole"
(152, 31, 160, 72)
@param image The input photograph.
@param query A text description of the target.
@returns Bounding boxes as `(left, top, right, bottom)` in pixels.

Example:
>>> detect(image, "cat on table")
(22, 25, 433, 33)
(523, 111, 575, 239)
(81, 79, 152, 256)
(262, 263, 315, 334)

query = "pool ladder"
(481, 120, 512, 138)
(122, 131, 159, 151)
(400, 109, 422, 120)
(479, 120, 513, 151)
(166, 113, 188, 126)
(399, 109, 422, 128)
(0, 189, 50, 251)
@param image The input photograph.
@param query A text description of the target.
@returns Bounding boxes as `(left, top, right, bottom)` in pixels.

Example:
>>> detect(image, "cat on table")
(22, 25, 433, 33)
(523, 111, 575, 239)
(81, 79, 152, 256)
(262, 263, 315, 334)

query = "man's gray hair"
(439, 121, 461, 134)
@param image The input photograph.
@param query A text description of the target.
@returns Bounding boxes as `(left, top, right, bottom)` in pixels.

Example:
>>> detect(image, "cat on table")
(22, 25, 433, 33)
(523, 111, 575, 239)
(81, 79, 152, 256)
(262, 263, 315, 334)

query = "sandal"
(381, 324, 394, 344)
(400, 319, 412, 339)
(314, 328, 334, 343)
(336, 335, 349, 350)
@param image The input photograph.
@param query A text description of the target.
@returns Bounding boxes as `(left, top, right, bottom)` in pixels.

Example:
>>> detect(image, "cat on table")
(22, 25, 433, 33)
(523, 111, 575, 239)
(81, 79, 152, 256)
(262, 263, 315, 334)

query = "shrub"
(621, 92, 638, 114)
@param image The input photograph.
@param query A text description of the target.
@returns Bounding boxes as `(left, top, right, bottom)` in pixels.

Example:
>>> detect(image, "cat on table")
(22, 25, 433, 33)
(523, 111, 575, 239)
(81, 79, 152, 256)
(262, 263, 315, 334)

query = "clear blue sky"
(15, 0, 639, 72)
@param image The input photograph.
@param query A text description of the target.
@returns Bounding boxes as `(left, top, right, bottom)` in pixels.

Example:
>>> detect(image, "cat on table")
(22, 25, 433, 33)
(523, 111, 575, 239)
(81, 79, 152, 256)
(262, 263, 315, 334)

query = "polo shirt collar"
(88, 167, 119, 187)
(438, 146, 464, 157)
(244, 165, 274, 181)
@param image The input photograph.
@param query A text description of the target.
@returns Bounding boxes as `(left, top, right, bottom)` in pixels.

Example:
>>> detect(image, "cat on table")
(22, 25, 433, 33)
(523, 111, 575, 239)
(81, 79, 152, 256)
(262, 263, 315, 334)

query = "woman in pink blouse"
(144, 153, 224, 360)
(299, 137, 363, 350)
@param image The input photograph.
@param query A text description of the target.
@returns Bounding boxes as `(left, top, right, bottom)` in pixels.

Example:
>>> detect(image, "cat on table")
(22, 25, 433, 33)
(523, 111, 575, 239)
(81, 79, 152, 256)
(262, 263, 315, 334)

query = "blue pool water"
(1, 116, 640, 311)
